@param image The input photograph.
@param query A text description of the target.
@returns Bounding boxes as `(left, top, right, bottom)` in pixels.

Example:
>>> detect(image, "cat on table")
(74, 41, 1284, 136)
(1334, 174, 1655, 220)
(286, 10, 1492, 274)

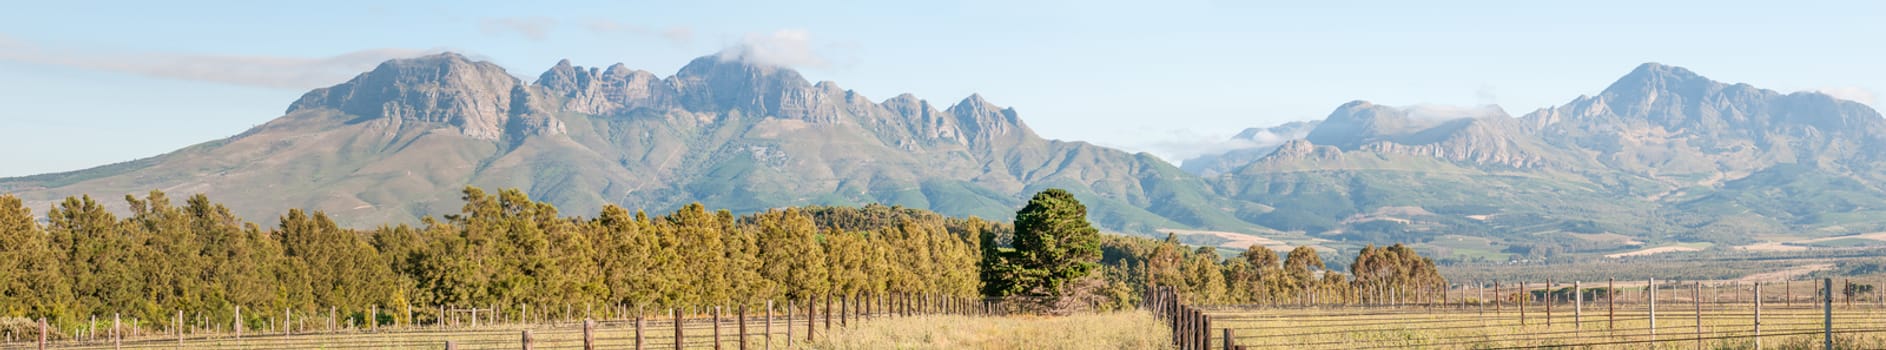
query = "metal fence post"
(1824, 278, 1833, 350)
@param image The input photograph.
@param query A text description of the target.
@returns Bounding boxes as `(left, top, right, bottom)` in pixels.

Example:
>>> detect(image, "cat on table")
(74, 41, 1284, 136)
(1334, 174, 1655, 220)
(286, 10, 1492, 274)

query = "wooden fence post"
(635, 308, 645, 350)
(1182, 307, 1192, 350)
(1695, 281, 1702, 349)
(765, 301, 774, 350)
(36, 318, 45, 350)
(674, 308, 684, 350)
(113, 313, 121, 350)
(1189, 307, 1199, 350)
(1177, 307, 1188, 350)
(739, 304, 749, 350)
(1176, 306, 1186, 350)
(839, 294, 848, 328)
(1607, 278, 1615, 331)
(234, 305, 242, 340)
(1222, 327, 1235, 350)
(1519, 281, 1527, 326)
(1546, 279, 1553, 328)
(823, 295, 832, 334)
(713, 306, 723, 350)
(580, 318, 595, 350)
(445, 340, 457, 350)
(1494, 281, 1501, 313)
(808, 296, 818, 343)
(522, 329, 535, 350)
(1166, 302, 1176, 348)
(787, 300, 796, 349)
(1199, 308, 1209, 350)
(1199, 308, 1211, 350)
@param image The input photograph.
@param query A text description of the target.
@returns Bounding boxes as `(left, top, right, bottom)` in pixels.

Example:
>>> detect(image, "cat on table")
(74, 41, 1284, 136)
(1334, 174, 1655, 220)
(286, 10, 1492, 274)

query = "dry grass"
(22, 312, 1169, 349)
(810, 311, 1169, 350)
(1212, 304, 1886, 349)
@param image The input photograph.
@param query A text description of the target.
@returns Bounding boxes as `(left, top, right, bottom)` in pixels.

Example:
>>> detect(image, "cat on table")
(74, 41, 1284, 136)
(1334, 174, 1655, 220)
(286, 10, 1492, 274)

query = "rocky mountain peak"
(535, 59, 669, 116)
(670, 55, 820, 119)
(1305, 100, 1413, 149)
(944, 94, 1031, 145)
(882, 93, 935, 117)
(286, 52, 525, 140)
(1598, 62, 1725, 109)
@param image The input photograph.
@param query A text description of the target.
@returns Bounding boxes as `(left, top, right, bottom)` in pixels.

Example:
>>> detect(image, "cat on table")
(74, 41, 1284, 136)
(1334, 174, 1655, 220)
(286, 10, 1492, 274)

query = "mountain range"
(0, 52, 1254, 236)
(5, 54, 1883, 259)
(1189, 63, 1886, 258)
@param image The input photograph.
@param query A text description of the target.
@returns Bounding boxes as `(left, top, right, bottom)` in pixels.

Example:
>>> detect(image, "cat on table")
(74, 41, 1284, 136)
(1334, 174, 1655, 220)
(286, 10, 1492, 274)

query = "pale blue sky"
(1, 0, 1880, 177)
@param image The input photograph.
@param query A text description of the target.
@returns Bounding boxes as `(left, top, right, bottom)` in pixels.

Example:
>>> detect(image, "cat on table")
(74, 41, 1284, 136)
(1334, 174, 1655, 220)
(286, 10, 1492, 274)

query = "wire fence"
(1150, 278, 1886, 349)
(3, 293, 995, 350)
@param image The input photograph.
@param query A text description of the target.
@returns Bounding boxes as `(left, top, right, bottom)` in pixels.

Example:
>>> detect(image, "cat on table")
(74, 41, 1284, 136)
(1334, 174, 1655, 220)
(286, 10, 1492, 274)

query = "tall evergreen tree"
(0, 195, 68, 322)
(987, 189, 1103, 299)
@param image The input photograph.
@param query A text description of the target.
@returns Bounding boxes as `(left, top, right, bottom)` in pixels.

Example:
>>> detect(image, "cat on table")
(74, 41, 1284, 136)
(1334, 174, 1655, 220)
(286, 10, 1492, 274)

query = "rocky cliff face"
(1277, 101, 1560, 169)
(536, 59, 671, 116)
(287, 53, 564, 140)
(1260, 139, 1342, 162)
(944, 94, 1033, 149)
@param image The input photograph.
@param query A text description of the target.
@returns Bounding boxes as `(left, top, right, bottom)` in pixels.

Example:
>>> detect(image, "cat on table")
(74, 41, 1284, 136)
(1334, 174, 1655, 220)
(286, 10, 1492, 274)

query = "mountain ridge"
(0, 52, 1258, 239)
(9, 54, 1886, 259)
(1186, 61, 1886, 256)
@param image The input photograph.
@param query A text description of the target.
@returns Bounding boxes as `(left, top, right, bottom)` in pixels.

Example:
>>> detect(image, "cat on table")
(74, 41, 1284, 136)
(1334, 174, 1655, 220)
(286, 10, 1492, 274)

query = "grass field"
(811, 312, 1168, 350)
(17, 316, 857, 349)
(10, 311, 1170, 350)
(1207, 305, 1886, 349)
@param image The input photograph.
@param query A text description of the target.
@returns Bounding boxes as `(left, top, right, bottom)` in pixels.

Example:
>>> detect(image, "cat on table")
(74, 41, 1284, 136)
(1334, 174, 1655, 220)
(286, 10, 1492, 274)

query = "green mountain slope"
(0, 53, 1253, 238)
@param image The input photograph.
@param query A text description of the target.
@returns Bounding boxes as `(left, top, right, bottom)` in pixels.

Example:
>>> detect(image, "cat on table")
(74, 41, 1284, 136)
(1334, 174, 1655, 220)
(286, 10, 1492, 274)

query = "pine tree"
(751, 209, 828, 300)
(989, 188, 1103, 299)
(0, 195, 69, 322)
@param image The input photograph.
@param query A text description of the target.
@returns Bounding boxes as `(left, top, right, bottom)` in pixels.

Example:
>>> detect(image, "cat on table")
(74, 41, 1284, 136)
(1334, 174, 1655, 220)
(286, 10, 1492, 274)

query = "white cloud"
(1815, 87, 1877, 107)
(716, 29, 831, 69)
(479, 17, 556, 41)
(1237, 127, 1306, 146)
(1133, 125, 1314, 163)
(0, 37, 441, 89)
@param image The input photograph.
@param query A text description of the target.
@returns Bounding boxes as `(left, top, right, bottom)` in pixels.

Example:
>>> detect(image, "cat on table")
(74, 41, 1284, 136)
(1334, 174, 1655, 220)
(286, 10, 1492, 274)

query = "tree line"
(0, 186, 1445, 331)
(0, 187, 982, 330)
(1096, 236, 1446, 306)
